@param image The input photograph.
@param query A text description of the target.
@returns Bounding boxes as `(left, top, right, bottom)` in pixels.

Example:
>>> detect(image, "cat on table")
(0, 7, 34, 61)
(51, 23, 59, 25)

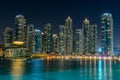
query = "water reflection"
(103, 60, 107, 80)
(0, 59, 120, 80)
(109, 60, 112, 80)
(10, 59, 25, 80)
(30, 59, 44, 80)
(98, 60, 103, 80)
(94, 60, 97, 80)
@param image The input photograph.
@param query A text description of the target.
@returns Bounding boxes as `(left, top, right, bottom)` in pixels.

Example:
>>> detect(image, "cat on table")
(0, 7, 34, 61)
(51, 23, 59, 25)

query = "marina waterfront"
(0, 59, 120, 80)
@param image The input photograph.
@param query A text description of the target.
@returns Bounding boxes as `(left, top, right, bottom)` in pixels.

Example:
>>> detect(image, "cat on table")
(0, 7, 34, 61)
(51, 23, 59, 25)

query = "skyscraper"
(4, 27, 13, 48)
(52, 34, 59, 53)
(101, 13, 113, 55)
(26, 24, 35, 53)
(82, 18, 90, 55)
(74, 29, 83, 55)
(43, 23, 52, 53)
(34, 29, 42, 53)
(14, 15, 27, 47)
(65, 17, 73, 54)
(89, 24, 97, 54)
(59, 25, 66, 55)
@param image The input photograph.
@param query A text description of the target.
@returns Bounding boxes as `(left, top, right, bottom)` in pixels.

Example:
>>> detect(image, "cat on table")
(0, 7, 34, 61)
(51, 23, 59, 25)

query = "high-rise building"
(26, 24, 35, 53)
(65, 17, 73, 54)
(14, 15, 27, 47)
(89, 24, 97, 54)
(59, 25, 66, 55)
(52, 34, 59, 53)
(34, 29, 42, 53)
(101, 13, 113, 55)
(41, 32, 44, 53)
(82, 18, 90, 55)
(74, 29, 83, 55)
(0, 44, 3, 57)
(43, 23, 52, 53)
(4, 27, 13, 48)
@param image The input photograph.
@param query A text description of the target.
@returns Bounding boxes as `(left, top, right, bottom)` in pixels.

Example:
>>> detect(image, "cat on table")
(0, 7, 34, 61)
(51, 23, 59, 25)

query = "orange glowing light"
(13, 41, 24, 45)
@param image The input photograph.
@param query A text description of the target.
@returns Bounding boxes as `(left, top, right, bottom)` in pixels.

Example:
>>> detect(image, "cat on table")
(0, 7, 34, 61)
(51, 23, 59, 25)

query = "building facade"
(59, 25, 66, 55)
(52, 34, 59, 53)
(34, 29, 42, 53)
(101, 13, 113, 55)
(14, 15, 27, 47)
(26, 24, 35, 53)
(89, 24, 97, 54)
(74, 29, 83, 55)
(82, 18, 90, 55)
(65, 17, 73, 54)
(4, 27, 13, 48)
(43, 23, 52, 53)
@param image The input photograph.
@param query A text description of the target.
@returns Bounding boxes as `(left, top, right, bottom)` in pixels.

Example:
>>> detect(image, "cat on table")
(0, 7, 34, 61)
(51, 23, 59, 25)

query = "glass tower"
(82, 18, 90, 55)
(101, 13, 113, 55)
(65, 17, 73, 54)
(26, 24, 35, 53)
(43, 23, 52, 53)
(52, 34, 59, 53)
(34, 29, 41, 53)
(74, 29, 83, 55)
(4, 27, 13, 48)
(59, 25, 66, 55)
(89, 24, 97, 54)
(14, 15, 27, 47)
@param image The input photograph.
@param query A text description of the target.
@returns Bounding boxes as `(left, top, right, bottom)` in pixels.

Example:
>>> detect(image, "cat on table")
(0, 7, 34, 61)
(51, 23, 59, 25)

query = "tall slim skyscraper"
(4, 27, 13, 48)
(52, 34, 59, 53)
(65, 17, 73, 54)
(34, 29, 42, 53)
(101, 13, 113, 55)
(14, 15, 27, 47)
(26, 24, 35, 53)
(43, 23, 52, 53)
(59, 25, 66, 55)
(82, 18, 90, 55)
(74, 29, 83, 55)
(89, 24, 97, 54)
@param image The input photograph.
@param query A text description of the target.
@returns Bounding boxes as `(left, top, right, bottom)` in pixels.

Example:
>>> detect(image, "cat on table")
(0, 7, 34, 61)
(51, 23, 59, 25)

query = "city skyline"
(0, 1, 120, 80)
(0, 0, 120, 47)
(3, 14, 114, 56)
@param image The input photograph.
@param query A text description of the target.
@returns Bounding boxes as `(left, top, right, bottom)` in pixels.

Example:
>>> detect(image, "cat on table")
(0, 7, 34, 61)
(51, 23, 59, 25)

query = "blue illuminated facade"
(101, 13, 113, 55)
(35, 29, 42, 53)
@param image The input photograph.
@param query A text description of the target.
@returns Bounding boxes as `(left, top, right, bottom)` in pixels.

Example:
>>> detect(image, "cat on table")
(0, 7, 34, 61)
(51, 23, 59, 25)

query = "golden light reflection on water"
(89, 60, 92, 80)
(10, 59, 25, 80)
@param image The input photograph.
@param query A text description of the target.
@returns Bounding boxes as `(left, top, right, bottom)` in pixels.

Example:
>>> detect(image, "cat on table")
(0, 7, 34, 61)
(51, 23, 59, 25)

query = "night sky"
(0, 0, 120, 47)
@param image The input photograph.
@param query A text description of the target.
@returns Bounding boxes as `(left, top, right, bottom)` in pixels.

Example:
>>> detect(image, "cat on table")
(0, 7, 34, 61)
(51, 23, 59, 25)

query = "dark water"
(0, 59, 120, 80)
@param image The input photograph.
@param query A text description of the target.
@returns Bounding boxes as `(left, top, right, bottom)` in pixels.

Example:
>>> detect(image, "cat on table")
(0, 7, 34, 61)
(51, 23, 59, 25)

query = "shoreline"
(1, 55, 120, 61)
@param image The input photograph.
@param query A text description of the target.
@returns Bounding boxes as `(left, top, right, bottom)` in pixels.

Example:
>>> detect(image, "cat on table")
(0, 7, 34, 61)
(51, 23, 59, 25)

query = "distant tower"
(74, 29, 83, 55)
(52, 34, 59, 53)
(41, 32, 44, 53)
(14, 15, 27, 47)
(4, 27, 13, 48)
(101, 13, 113, 55)
(26, 24, 35, 53)
(82, 18, 90, 55)
(34, 29, 42, 53)
(59, 25, 66, 55)
(43, 23, 52, 53)
(89, 24, 97, 54)
(65, 16, 73, 54)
